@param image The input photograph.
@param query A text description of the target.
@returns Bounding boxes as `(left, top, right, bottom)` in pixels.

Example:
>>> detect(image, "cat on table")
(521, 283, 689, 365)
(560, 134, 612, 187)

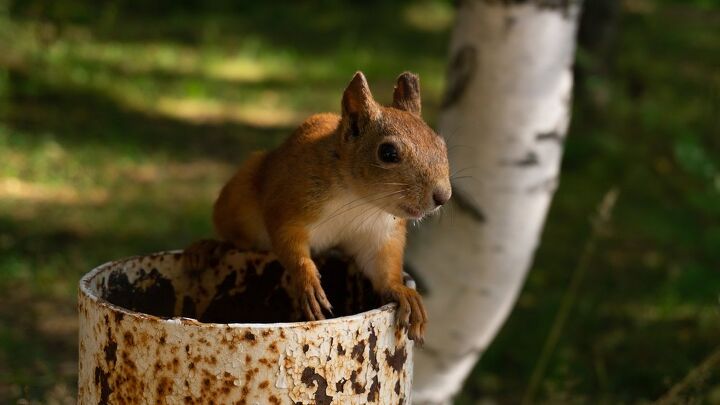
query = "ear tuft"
(392, 72, 422, 115)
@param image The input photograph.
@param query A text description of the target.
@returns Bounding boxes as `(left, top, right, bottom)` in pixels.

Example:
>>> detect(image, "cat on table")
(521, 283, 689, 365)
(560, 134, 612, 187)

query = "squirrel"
(184, 71, 451, 342)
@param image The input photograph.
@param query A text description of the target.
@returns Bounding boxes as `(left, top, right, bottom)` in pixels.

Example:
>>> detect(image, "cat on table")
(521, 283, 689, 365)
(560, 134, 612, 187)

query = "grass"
(1, 0, 719, 403)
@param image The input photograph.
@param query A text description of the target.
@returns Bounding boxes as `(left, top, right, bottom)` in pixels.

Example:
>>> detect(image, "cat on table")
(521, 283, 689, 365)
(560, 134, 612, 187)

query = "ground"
(0, 0, 719, 403)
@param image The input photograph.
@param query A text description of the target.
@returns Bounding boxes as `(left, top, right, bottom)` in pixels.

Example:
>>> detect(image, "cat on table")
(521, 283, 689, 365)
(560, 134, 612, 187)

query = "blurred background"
(0, 0, 718, 403)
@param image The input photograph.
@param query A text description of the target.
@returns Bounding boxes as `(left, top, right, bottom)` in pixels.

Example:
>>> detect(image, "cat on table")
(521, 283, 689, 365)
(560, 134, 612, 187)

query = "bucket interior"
(84, 249, 382, 324)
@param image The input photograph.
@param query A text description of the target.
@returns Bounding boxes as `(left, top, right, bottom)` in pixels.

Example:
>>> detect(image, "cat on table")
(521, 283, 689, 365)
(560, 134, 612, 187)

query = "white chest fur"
(307, 191, 397, 254)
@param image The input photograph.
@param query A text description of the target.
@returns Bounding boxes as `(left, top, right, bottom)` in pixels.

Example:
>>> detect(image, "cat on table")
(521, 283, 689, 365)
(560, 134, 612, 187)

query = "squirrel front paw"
(384, 285, 428, 344)
(294, 259, 333, 321)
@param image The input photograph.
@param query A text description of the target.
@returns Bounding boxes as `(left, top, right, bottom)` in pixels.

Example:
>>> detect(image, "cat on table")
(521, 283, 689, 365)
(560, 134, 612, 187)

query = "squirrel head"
(338, 71, 451, 220)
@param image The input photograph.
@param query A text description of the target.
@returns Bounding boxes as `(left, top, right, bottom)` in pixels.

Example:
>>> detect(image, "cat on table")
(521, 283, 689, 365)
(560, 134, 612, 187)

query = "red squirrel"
(185, 72, 451, 342)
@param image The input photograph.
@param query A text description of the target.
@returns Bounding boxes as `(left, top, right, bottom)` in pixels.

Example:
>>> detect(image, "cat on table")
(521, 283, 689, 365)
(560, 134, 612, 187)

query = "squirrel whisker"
(313, 189, 401, 228)
(449, 166, 477, 178)
(310, 189, 408, 231)
(371, 163, 392, 170)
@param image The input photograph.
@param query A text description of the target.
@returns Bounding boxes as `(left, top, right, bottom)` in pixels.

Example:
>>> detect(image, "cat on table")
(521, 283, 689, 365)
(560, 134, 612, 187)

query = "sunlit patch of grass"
(5, 17, 447, 129)
(0, 122, 233, 283)
(403, 0, 454, 33)
(0, 177, 108, 204)
(155, 95, 304, 127)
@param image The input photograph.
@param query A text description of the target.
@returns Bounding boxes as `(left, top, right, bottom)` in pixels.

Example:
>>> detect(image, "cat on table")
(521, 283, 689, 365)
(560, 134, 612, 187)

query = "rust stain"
(366, 375, 380, 402)
(156, 376, 173, 396)
(349, 370, 365, 394)
(301, 367, 333, 405)
(104, 339, 117, 364)
(80, 250, 413, 403)
(335, 378, 346, 393)
(350, 340, 365, 363)
(385, 345, 407, 373)
(94, 366, 111, 404)
(368, 325, 378, 371)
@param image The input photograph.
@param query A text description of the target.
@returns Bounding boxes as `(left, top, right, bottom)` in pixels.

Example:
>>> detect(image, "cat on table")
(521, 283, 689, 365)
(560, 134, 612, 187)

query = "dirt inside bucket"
(94, 249, 382, 324)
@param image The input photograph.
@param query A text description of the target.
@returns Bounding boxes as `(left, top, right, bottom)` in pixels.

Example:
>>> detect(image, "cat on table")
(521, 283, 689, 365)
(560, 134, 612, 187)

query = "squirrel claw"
(299, 278, 333, 321)
(385, 285, 427, 343)
(315, 287, 333, 315)
(302, 294, 326, 321)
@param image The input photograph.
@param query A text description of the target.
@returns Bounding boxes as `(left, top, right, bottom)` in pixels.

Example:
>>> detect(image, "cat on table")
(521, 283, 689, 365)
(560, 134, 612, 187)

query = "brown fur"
(185, 72, 450, 342)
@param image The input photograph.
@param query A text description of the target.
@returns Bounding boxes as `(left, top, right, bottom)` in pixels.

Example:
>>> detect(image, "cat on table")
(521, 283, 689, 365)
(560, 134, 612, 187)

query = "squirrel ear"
(392, 72, 421, 116)
(342, 72, 380, 122)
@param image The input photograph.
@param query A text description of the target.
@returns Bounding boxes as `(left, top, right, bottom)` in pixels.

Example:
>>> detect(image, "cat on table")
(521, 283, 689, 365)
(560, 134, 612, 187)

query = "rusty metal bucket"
(78, 250, 413, 404)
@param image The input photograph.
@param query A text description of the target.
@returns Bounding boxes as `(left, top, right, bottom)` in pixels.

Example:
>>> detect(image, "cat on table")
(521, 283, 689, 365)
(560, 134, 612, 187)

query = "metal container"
(78, 250, 412, 404)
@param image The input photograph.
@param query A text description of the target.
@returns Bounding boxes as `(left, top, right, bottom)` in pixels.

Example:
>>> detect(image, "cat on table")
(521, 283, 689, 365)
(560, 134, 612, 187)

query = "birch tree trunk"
(407, 1, 582, 403)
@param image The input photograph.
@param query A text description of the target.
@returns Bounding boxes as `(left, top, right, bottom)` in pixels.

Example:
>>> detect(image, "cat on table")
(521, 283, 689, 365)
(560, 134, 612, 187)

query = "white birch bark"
(407, 1, 582, 403)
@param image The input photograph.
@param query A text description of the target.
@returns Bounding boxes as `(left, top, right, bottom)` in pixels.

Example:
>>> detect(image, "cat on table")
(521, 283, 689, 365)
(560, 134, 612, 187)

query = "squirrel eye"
(378, 143, 400, 163)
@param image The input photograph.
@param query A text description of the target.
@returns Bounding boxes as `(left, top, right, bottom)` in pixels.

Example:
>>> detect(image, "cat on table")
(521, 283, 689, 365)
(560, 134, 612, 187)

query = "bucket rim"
(79, 250, 398, 330)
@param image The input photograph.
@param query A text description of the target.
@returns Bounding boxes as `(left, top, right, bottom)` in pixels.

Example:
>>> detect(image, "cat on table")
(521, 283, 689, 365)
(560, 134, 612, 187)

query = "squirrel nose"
(433, 188, 451, 207)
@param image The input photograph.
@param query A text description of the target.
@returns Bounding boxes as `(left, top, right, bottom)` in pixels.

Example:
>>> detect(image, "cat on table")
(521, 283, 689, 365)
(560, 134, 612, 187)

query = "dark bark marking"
(506, 151, 540, 167)
(480, 0, 579, 18)
(442, 45, 477, 108)
(535, 131, 565, 144)
(504, 15, 517, 34)
(451, 188, 486, 223)
(527, 176, 559, 194)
